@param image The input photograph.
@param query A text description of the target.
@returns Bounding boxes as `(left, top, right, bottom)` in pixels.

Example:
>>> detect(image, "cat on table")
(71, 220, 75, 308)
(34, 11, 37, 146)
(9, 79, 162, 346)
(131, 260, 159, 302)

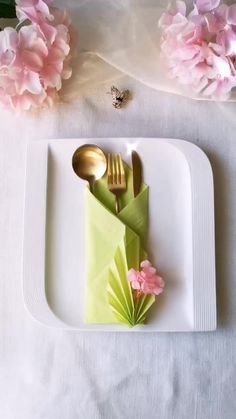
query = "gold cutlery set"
(72, 144, 142, 213)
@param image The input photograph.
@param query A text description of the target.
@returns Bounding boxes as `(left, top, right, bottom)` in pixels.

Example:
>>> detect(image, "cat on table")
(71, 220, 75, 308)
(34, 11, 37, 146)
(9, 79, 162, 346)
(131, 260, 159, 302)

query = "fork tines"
(107, 153, 127, 213)
(107, 154, 126, 188)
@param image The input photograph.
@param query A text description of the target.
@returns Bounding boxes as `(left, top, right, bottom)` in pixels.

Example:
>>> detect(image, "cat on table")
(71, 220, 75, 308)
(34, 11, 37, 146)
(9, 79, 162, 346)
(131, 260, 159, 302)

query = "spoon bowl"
(72, 144, 107, 192)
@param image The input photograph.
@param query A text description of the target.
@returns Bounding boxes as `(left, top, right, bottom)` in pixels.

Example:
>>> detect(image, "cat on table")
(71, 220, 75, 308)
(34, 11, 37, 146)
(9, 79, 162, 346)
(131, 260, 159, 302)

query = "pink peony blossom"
(159, 0, 236, 100)
(128, 260, 165, 296)
(0, 0, 73, 111)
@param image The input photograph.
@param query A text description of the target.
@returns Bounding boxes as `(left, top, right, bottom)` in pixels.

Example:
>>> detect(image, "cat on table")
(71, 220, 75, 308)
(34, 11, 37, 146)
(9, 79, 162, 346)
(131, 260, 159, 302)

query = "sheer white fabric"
(61, 0, 236, 102)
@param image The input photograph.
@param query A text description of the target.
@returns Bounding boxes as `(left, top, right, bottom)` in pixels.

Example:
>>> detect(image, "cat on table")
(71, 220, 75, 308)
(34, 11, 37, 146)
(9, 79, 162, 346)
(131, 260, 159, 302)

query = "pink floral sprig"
(159, 0, 236, 100)
(128, 260, 165, 298)
(0, 0, 74, 111)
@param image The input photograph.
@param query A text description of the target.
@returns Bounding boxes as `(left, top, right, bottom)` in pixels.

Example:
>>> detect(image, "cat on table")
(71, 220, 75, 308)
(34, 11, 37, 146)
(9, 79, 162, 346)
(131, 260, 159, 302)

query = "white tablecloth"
(1, 23, 236, 419)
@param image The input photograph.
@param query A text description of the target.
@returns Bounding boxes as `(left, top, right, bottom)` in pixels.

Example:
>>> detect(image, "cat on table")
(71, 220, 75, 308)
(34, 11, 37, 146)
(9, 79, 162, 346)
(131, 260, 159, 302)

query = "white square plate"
(23, 138, 216, 331)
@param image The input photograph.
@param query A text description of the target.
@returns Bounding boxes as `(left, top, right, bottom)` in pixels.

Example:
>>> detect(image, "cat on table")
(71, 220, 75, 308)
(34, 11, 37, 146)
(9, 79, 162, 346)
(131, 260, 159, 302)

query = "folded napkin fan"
(85, 164, 155, 327)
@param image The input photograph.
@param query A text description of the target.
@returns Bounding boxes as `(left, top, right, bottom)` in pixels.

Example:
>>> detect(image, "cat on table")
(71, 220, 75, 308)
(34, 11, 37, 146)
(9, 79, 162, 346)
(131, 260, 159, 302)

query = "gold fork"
(107, 153, 127, 214)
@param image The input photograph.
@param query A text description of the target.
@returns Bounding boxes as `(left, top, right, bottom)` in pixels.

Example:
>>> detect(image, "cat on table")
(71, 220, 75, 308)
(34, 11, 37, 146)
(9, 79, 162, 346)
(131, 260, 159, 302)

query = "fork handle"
(115, 196, 120, 214)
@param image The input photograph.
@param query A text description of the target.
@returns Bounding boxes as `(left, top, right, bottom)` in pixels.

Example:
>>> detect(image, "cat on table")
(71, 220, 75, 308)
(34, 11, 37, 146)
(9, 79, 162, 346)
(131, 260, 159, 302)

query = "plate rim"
(22, 138, 216, 332)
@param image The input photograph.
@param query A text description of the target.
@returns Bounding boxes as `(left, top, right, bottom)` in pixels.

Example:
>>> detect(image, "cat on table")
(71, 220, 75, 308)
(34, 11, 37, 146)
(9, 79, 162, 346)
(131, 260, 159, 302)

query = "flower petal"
(140, 260, 151, 269)
(169, 1, 187, 16)
(21, 50, 44, 71)
(195, 0, 221, 14)
(227, 5, 236, 25)
(15, 70, 42, 94)
(128, 269, 138, 282)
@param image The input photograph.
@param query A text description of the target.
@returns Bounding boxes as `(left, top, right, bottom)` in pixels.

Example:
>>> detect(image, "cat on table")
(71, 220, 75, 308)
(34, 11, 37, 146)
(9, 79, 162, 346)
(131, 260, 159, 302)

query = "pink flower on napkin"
(128, 260, 165, 296)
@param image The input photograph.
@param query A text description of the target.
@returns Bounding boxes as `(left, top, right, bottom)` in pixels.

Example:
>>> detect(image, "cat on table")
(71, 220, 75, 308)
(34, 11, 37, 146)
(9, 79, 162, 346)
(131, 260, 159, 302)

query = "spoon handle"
(89, 179, 94, 194)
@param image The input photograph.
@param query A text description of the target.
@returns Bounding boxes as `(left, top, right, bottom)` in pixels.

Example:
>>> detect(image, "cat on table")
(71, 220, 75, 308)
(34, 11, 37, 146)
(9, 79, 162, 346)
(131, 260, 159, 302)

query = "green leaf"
(107, 244, 135, 327)
(135, 294, 155, 324)
(0, 1, 16, 18)
(107, 238, 156, 328)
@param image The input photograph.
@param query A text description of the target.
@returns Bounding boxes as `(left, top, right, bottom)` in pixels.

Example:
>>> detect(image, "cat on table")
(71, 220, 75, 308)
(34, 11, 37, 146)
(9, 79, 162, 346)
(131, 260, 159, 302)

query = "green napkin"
(85, 165, 155, 327)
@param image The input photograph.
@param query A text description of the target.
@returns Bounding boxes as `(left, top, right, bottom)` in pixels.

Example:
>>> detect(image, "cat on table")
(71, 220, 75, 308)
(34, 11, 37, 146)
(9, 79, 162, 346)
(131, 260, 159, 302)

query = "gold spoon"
(72, 144, 107, 193)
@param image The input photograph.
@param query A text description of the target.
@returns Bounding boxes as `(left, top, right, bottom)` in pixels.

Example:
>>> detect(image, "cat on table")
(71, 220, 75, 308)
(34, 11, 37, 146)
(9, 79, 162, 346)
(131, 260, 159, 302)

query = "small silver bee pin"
(109, 86, 130, 109)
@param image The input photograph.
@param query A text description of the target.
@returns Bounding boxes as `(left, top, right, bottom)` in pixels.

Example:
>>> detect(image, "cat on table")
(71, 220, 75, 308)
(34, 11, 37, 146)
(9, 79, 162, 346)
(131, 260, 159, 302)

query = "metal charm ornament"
(110, 86, 130, 109)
